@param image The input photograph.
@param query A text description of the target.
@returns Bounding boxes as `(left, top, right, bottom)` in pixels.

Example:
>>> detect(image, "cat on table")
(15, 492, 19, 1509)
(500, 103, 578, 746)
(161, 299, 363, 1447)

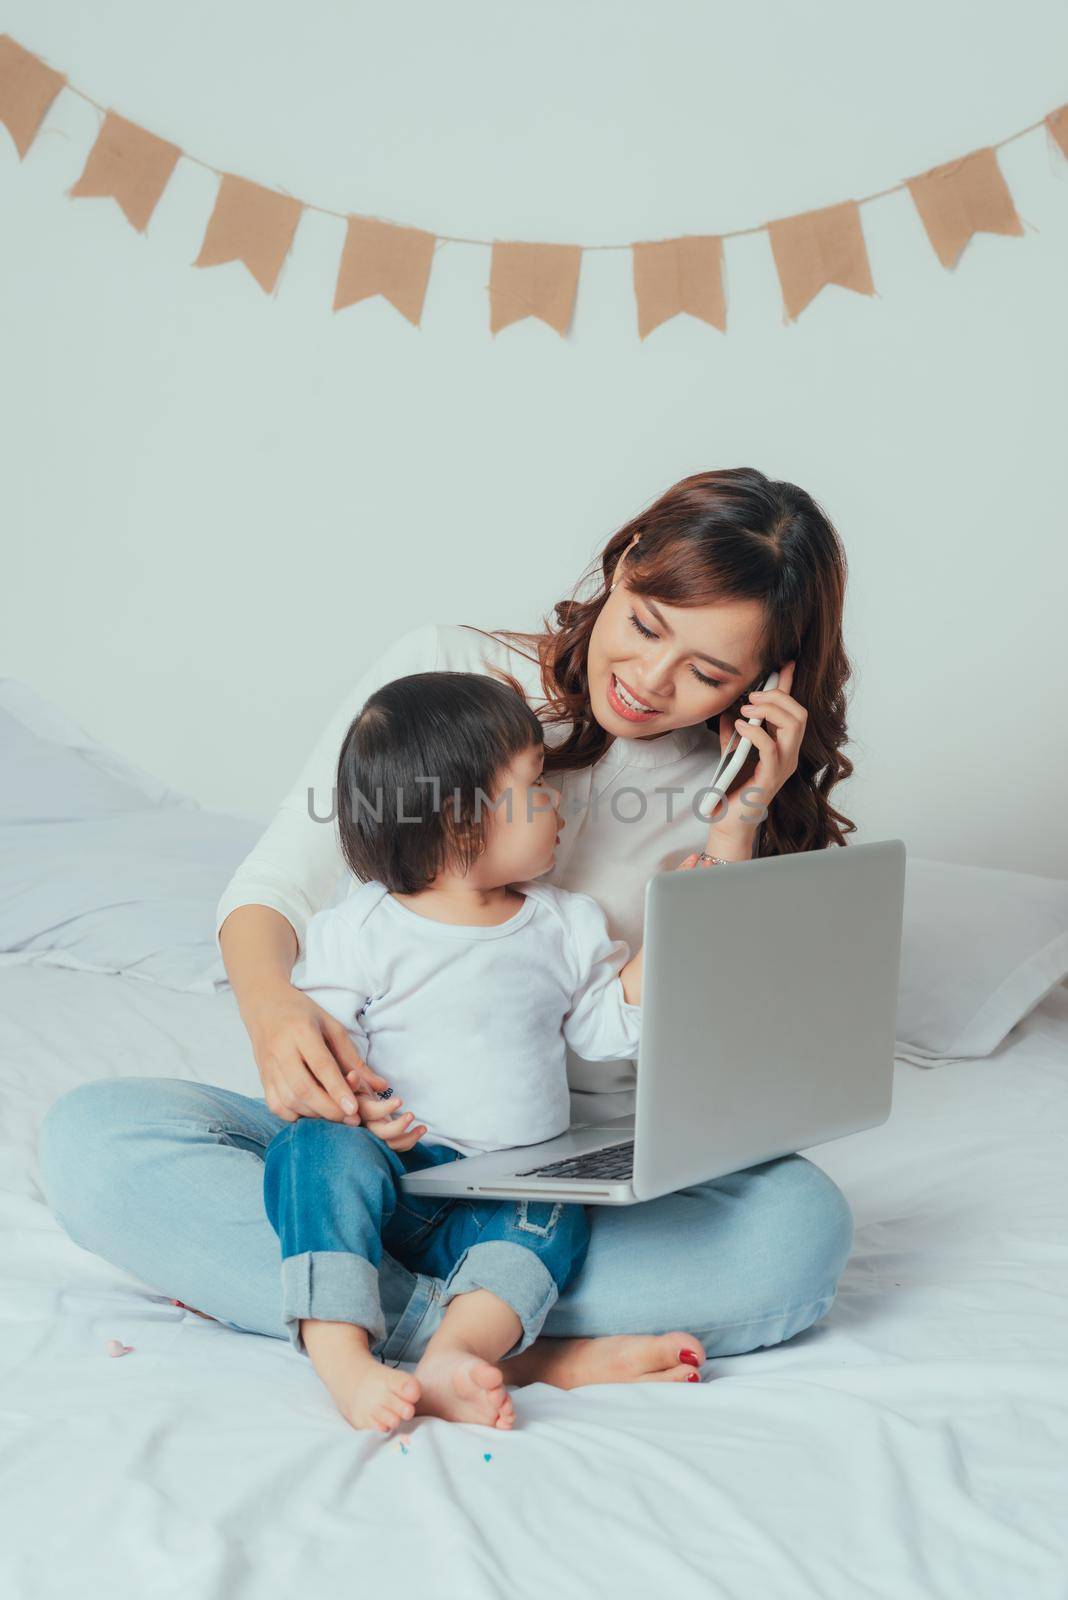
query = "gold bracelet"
(697, 852, 736, 866)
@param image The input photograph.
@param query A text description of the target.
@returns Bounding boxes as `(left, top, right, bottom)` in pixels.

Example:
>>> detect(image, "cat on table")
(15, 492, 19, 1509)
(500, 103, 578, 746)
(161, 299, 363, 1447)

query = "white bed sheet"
(2, 963, 1066, 1600)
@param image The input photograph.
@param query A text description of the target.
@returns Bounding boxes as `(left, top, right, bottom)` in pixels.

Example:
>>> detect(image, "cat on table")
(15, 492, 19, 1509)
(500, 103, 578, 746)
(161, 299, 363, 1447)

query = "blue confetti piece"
(483, 1453, 492, 1462)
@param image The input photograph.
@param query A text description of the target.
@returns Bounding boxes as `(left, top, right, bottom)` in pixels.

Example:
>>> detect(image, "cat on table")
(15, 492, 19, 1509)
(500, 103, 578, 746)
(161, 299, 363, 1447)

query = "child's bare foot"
(500, 1330, 706, 1390)
(300, 1319, 421, 1434)
(414, 1347, 516, 1430)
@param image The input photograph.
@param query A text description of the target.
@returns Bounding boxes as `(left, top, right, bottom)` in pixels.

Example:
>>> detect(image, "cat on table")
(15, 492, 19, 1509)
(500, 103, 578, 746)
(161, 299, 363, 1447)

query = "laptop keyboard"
(515, 1139, 635, 1181)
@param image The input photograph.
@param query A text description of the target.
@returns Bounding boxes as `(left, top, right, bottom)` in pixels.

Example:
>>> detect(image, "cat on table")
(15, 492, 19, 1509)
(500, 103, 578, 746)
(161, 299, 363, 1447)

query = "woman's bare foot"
(500, 1330, 706, 1390)
(300, 1319, 421, 1434)
(414, 1347, 516, 1430)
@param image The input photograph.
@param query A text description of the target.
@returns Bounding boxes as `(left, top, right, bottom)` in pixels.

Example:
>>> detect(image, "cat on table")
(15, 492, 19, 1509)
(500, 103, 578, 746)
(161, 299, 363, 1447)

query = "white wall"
(2, 0, 1066, 874)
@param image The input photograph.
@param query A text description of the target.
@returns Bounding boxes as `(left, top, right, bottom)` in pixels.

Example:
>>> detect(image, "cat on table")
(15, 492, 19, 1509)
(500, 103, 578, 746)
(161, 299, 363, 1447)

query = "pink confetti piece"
(106, 1340, 134, 1357)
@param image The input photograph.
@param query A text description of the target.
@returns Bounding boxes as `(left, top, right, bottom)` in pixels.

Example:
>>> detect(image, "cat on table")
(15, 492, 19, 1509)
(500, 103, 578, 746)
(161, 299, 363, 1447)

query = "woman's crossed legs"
(38, 1077, 854, 1399)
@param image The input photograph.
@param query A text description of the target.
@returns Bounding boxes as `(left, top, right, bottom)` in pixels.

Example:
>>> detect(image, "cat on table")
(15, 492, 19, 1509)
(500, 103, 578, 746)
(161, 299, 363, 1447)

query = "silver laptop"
(400, 838, 906, 1206)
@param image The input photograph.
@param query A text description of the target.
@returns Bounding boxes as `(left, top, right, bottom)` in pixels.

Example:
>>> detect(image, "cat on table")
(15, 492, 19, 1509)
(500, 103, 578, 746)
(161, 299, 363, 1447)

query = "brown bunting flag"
(69, 111, 181, 233)
(906, 147, 1024, 269)
(194, 173, 303, 295)
(489, 241, 581, 336)
(334, 216, 436, 324)
(632, 236, 726, 338)
(767, 199, 875, 322)
(0, 35, 65, 159)
(1047, 105, 1068, 160)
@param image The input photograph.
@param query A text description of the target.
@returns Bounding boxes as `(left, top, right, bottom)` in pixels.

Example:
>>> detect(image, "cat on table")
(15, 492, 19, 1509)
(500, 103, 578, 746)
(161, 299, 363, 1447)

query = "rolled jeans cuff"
(439, 1240, 559, 1360)
(280, 1251, 385, 1357)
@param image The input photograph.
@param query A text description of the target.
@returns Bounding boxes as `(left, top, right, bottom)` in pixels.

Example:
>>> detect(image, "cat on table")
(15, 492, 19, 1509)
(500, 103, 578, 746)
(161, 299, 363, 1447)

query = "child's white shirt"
(291, 879, 642, 1156)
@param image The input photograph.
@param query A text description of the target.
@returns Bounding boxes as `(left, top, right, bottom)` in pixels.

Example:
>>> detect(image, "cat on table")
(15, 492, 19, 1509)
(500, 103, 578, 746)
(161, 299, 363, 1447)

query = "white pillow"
(894, 857, 1068, 1064)
(0, 678, 195, 813)
(0, 810, 259, 992)
(0, 679, 258, 992)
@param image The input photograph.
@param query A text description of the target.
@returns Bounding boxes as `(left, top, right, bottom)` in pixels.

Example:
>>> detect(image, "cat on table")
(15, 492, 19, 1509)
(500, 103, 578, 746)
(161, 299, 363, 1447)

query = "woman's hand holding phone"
(705, 658, 807, 844)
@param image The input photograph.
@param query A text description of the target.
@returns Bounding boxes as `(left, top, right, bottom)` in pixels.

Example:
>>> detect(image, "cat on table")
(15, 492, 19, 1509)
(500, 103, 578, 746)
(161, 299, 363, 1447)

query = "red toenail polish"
(687, 1372, 700, 1383)
(678, 1348, 700, 1367)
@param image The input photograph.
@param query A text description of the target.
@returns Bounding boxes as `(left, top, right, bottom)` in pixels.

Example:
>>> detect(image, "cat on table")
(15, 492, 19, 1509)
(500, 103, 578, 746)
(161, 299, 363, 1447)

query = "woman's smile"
(606, 671, 663, 722)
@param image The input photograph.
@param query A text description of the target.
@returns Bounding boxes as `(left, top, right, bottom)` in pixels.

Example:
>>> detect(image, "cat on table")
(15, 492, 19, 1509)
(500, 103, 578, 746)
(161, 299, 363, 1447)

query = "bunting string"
(0, 33, 1063, 336)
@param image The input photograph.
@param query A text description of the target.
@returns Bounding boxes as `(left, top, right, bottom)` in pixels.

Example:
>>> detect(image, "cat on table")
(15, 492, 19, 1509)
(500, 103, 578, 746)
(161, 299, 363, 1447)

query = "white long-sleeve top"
(291, 878, 643, 1156)
(216, 621, 741, 1102)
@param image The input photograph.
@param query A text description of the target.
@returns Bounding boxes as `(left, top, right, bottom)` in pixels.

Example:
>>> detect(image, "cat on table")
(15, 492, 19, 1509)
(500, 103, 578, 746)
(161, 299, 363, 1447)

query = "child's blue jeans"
(262, 1120, 591, 1360)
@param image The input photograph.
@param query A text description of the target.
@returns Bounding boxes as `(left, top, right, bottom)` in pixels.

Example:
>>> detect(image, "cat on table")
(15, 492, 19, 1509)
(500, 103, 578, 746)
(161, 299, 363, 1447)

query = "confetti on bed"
(106, 1340, 133, 1357)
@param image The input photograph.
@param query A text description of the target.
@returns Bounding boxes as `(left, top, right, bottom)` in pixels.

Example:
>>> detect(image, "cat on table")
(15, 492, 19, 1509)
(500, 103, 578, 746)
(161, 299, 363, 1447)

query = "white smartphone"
(696, 668, 781, 822)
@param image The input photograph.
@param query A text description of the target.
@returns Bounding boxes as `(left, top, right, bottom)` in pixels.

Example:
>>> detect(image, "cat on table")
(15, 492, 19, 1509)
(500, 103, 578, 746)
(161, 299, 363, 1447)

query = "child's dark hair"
(336, 670, 546, 894)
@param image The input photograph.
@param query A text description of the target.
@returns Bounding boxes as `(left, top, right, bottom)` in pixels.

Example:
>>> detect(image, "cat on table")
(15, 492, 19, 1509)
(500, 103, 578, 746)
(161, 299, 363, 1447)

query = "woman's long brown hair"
(465, 468, 857, 857)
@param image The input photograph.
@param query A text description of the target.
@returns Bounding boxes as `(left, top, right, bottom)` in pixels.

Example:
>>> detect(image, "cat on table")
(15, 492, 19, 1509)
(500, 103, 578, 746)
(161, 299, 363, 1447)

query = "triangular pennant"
(489, 242, 581, 336)
(1045, 105, 1068, 162)
(0, 34, 65, 159)
(767, 200, 875, 322)
(334, 216, 436, 325)
(69, 111, 181, 233)
(194, 173, 302, 295)
(632, 236, 726, 338)
(906, 147, 1023, 269)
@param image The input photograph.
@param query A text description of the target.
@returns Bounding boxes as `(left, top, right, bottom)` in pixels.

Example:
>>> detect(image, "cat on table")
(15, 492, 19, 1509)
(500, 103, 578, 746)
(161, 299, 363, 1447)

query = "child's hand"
(346, 1078, 428, 1151)
(245, 986, 393, 1124)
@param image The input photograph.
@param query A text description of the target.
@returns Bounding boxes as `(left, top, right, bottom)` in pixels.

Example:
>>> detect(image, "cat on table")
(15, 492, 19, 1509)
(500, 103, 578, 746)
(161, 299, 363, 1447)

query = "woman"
(38, 467, 858, 1391)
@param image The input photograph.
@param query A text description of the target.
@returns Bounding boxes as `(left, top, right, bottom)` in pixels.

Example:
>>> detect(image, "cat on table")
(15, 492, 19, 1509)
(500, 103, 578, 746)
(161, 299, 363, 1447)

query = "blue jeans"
(262, 1121, 590, 1359)
(36, 1078, 855, 1366)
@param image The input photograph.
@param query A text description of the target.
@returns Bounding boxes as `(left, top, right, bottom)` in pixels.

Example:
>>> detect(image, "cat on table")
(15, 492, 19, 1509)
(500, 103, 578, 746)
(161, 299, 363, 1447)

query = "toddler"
(262, 668, 659, 1434)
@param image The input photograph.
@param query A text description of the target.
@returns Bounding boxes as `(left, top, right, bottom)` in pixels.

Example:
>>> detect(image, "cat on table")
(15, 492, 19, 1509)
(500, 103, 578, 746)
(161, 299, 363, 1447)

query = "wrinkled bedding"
(2, 963, 1067, 1600)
